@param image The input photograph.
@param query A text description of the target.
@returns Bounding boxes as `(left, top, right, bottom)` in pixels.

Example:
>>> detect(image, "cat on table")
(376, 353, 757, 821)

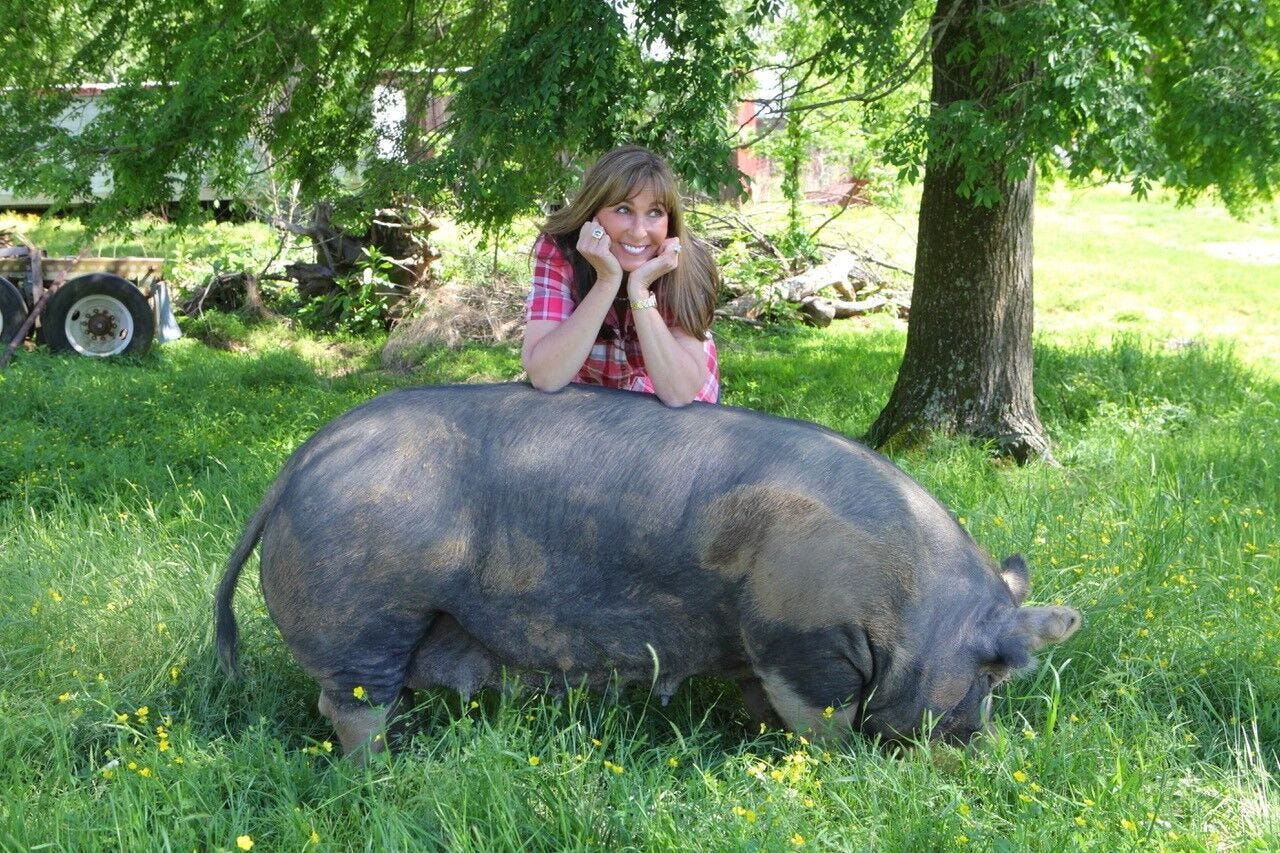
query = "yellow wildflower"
(352, 686, 366, 700)
(668, 757, 679, 768)
(1012, 770, 1028, 783)
(310, 831, 320, 845)
(528, 755, 541, 766)
(791, 833, 805, 846)
(237, 836, 254, 851)
(822, 706, 835, 719)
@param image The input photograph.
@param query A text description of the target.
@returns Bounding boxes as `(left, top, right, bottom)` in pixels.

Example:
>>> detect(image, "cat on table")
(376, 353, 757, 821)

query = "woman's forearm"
(630, 307, 708, 406)
(522, 277, 620, 391)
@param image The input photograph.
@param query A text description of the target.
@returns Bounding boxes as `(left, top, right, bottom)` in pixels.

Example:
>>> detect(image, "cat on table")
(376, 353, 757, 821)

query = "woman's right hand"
(576, 219, 623, 286)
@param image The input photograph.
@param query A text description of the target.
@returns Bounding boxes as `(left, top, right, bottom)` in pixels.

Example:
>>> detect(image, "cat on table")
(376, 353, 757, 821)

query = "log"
(829, 295, 888, 318)
(777, 251, 862, 301)
(798, 297, 835, 327)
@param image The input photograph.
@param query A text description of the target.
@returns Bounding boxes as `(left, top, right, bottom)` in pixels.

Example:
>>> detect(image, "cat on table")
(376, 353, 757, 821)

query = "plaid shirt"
(526, 234, 720, 403)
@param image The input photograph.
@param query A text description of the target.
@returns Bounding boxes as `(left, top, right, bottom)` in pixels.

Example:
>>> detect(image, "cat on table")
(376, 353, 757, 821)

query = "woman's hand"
(627, 236, 681, 300)
(576, 219, 623, 285)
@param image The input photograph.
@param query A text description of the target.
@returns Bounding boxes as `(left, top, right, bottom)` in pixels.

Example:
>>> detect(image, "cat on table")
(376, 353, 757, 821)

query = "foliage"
(713, 234, 797, 323)
(0, 0, 503, 227)
(865, 0, 1280, 212)
(425, 0, 757, 234)
(293, 246, 402, 335)
(2, 0, 1276, 228)
(749, 0, 924, 222)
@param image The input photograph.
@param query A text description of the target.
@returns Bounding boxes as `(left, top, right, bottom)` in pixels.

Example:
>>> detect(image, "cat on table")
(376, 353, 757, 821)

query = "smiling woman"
(521, 145, 720, 407)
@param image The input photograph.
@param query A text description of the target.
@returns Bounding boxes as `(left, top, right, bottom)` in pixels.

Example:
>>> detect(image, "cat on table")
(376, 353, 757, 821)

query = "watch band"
(629, 294, 657, 311)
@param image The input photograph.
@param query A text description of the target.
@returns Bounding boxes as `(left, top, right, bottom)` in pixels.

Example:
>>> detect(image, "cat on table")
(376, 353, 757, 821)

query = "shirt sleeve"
(527, 234, 575, 322)
(694, 332, 721, 403)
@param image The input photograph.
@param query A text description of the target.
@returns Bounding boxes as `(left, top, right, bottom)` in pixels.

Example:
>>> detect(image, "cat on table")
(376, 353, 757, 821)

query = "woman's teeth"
(621, 244, 647, 255)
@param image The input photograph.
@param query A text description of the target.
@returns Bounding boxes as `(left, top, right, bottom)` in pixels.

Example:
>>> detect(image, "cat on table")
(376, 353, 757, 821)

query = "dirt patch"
(1200, 241, 1280, 265)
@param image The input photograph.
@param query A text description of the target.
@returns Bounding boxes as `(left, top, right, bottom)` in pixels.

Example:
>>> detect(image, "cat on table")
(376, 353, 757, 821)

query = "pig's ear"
(1000, 554, 1030, 605)
(1017, 606, 1082, 651)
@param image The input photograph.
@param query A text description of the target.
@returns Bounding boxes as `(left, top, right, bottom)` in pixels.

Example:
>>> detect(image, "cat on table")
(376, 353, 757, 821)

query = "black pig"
(215, 383, 1080, 756)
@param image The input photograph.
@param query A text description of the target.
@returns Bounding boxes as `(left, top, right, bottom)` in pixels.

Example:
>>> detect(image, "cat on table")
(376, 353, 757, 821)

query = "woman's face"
(593, 183, 671, 274)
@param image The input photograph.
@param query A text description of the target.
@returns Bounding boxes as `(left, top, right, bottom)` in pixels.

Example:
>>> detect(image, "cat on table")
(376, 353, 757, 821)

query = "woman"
(522, 145, 720, 406)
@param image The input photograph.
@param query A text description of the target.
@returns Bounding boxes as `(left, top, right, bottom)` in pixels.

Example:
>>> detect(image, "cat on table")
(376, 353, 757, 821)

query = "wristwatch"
(629, 294, 657, 311)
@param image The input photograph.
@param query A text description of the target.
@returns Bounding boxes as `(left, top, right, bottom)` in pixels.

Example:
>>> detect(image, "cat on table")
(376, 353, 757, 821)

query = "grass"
(1, 187, 1278, 850)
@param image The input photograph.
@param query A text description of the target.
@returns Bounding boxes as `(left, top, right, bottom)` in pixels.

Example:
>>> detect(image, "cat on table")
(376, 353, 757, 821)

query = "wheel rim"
(64, 294, 135, 356)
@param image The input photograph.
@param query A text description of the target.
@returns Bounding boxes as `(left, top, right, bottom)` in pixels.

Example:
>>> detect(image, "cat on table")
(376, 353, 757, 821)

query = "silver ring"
(591, 226, 604, 239)
(673, 243, 682, 254)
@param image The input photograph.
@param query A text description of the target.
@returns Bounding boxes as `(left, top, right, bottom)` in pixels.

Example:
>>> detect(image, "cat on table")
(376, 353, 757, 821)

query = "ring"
(673, 243, 682, 254)
(591, 226, 604, 239)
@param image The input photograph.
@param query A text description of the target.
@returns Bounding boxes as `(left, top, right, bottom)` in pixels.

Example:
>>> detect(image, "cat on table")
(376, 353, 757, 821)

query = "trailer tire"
(0, 276, 26, 347)
(42, 274, 155, 357)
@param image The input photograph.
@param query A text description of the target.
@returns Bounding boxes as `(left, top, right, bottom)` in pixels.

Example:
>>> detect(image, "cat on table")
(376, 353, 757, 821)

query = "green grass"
(2, 188, 1278, 850)
(1035, 185, 1280, 377)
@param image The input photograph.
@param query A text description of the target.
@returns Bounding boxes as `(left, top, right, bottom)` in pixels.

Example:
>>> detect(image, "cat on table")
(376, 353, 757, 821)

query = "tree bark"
(865, 0, 1050, 463)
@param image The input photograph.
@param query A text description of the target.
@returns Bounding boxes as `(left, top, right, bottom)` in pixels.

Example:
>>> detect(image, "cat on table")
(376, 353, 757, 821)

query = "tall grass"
(1, 189, 1277, 850)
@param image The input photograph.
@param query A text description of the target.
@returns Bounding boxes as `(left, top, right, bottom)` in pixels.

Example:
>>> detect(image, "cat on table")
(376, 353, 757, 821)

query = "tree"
(0, 0, 751, 228)
(804, 0, 1280, 459)
(423, 0, 755, 236)
(0, 0, 503, 224)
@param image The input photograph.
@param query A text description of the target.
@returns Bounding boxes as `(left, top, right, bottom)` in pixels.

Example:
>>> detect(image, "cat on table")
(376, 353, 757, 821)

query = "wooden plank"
(0, 256, 165, 283)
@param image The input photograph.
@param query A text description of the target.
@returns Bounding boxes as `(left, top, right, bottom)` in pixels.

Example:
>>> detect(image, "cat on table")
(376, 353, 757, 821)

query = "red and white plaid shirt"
(526, 234, 720, 403)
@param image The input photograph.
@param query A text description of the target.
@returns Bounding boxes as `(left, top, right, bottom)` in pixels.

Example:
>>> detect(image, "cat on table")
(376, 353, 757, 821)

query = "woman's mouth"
(620, 243, 648, 255)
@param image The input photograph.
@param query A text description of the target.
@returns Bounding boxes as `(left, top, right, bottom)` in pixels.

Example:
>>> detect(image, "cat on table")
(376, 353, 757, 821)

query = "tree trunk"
(865, 0, 1050, 463)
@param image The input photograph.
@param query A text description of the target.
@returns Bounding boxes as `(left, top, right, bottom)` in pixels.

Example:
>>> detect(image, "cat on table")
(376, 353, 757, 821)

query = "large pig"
(215, 383, 1081, 756)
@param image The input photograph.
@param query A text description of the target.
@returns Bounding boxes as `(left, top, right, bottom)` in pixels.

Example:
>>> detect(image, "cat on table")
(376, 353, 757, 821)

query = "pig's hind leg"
(318, 686, 417, 762)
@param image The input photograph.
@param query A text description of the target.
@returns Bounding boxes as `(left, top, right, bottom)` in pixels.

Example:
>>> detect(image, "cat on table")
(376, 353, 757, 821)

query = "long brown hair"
(541, 145, 717, 338)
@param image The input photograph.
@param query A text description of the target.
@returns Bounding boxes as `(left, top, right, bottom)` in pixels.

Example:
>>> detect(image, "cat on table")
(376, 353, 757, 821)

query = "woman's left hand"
(627, 237, 681, 299)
